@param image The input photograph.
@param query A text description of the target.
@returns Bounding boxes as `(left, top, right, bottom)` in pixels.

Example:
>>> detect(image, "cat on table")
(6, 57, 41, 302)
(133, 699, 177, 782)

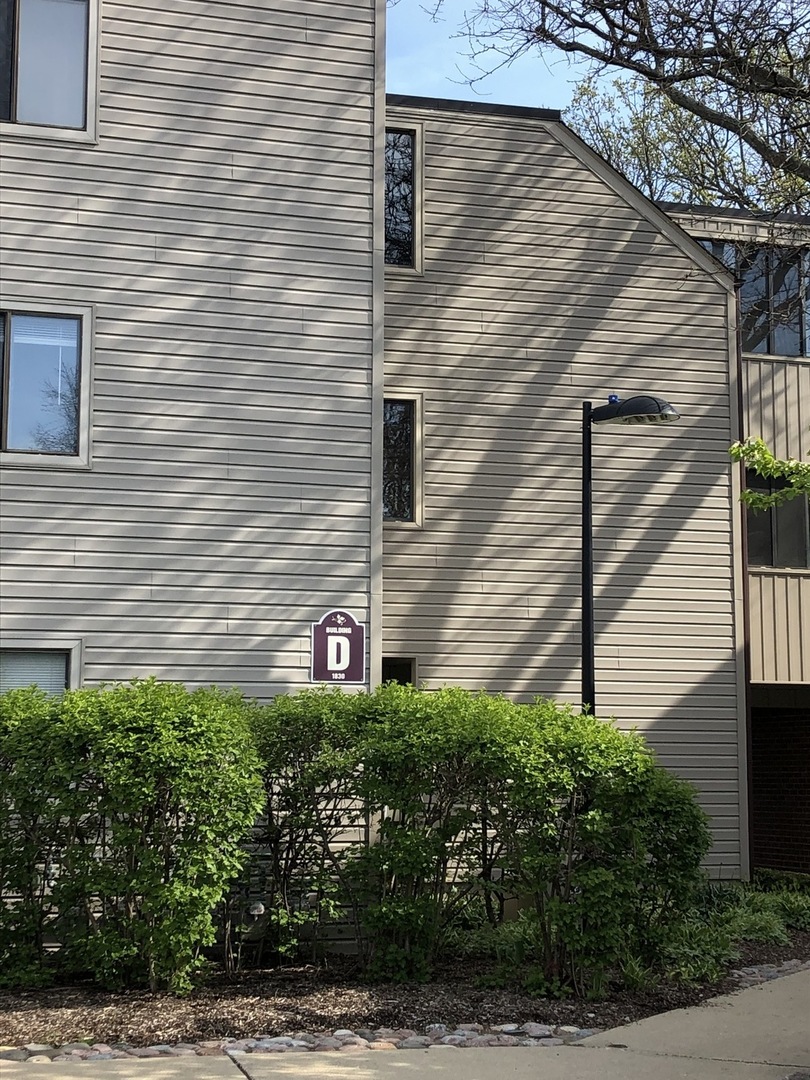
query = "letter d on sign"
(311, 610, 366, 684)
(327, 635, 350, 672)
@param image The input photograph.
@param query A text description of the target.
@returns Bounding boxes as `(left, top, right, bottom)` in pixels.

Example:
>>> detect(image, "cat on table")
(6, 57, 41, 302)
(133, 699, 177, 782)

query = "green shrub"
(2, 680, 712, 995)
(0, 679, 263, 992)
(227, 687, 364, 971)
(346, 684, 522, 979)
(653, 880, 809, 987)
(483, 706, 711, 995)
(753, 868, 810, 894)
(249, 685, 710, 990)
(0, 687, 66, 986)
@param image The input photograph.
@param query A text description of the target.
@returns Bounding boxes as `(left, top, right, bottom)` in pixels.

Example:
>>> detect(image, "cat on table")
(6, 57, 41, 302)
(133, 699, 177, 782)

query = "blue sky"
(386, 0, 591, 113)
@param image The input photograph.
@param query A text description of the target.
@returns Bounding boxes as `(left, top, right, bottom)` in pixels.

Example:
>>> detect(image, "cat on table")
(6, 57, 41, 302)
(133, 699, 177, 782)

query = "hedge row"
(0, 680, 711, 994)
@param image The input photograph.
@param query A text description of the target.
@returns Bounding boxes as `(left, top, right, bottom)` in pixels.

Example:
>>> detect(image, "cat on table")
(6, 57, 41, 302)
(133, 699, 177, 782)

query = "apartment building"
(0, 0, 385, 697)
(668, 207, 810, 875)
(0, 6, 773, 877)
(381, 97, 747, 877)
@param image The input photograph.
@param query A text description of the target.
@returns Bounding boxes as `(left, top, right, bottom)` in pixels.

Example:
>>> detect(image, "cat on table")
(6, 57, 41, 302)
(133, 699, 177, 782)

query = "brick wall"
(751, 708, 810, 875)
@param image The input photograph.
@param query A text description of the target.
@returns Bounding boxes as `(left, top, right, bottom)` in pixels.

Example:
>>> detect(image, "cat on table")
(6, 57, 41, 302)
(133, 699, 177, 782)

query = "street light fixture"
(581, 394, 680, 715)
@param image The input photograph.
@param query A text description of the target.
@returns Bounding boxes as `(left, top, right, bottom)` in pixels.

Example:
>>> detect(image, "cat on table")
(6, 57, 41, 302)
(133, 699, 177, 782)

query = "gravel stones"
(2, 957, 807, 1067)
(0, 1021, 603, 1063)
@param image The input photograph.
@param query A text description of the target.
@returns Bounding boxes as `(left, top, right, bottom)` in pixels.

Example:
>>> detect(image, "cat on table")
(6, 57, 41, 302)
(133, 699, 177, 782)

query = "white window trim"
(0, 299, 95, 470)
(0, 0, 100, 145)
(384, 120, 424, 276)
(0, 637, 83, 688)
(383, 390, 423, 529)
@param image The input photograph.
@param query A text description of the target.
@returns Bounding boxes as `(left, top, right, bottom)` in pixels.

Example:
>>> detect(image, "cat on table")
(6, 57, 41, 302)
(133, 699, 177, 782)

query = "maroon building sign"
(310, 609, 367, 685)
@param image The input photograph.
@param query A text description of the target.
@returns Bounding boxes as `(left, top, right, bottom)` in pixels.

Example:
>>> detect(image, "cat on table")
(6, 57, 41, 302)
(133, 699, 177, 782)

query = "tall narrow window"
(746, 470, 810, 569)
(383, 398, 415, 521)
(1, 0, 89, 129)
(385, 129, 415, 267)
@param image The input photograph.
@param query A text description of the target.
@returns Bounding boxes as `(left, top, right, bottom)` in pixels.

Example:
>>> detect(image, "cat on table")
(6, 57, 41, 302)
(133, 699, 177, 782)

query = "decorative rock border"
(2, 956, 808, 1066)
(0, 1024, 599, 1063)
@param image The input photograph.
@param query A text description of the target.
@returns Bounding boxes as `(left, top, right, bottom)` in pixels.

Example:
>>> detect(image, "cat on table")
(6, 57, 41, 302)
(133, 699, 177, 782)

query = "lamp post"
(581, 394, 680, 715)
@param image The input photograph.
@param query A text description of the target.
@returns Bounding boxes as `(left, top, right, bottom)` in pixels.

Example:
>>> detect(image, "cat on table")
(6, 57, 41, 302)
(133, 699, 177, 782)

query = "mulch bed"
(2, 930, 808, 1048)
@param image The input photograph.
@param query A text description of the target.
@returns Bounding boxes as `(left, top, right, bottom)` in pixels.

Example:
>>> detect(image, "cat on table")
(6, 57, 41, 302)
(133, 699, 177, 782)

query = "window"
(739, 248, 808, 356)
(383, 396, 420, 523)
(381, 657, 416, 685)
(699, 240, 809, 357)
(385, 128, 417, 268)
(0, 305, 92, 466)
(1, 0, 96, 134)
(746, 470, 810, 569)
(0, 649, 69, 693)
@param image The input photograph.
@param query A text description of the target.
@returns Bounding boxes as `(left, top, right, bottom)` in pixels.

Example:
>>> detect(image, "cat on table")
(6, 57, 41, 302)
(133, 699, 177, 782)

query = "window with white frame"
(0, 306, 92, 465)
(1, 0, 95, 132)
(0, 649, 70, 693)
(383, 396, 421, 523)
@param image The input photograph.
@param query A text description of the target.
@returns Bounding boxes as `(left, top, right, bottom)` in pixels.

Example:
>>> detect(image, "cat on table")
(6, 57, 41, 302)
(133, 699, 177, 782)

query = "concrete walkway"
(3, 969, 808, 1080)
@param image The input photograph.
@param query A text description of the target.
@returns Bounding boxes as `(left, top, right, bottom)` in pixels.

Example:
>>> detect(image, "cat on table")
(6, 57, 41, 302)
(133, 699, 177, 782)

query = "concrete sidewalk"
(3, 969, 808, 1079)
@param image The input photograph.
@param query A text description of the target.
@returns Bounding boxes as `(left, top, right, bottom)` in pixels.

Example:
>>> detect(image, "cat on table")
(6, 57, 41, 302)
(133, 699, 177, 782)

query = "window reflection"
(385, 130, 415, 266)
(5, 314, 81, 454)
(16, 0, 88, 128)
(383, 399, 415, 520)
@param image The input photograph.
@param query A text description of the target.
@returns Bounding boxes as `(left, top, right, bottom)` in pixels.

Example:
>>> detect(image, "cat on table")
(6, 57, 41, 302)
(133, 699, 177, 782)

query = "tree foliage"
(250, 684, 709, 990)
(731, 435, 810, 509)
(565, 74, 810, 214)
(450, 0, 810, 190)
(0, 680, 263, 993)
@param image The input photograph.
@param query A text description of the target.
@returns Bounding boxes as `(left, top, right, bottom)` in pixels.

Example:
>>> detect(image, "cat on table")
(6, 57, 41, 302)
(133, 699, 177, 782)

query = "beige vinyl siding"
(749, 572, 810, 683)
(384, 105, 743, 874)
(743, 355, 810, 684)
(743, 357, 810, 459)
(0, 0, 380, 696)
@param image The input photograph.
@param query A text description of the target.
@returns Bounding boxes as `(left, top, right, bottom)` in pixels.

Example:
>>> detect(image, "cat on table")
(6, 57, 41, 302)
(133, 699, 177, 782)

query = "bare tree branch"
(441, 0, 810, 186)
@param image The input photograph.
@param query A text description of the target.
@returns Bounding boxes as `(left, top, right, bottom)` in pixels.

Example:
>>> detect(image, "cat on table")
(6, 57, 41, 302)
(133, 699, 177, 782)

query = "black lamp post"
(581, 394, 681, 715)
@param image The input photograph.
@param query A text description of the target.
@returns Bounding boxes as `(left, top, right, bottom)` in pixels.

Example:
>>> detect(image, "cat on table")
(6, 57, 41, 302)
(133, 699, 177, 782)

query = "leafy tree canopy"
(731, 436, 810, 509)
(444, 0, 810, 192)
(565, 74, 810, 215)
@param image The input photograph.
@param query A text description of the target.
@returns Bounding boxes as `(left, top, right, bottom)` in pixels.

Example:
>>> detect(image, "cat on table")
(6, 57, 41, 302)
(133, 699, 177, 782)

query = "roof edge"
(548, 123, 736, 292)
(386, 93, 561, 123)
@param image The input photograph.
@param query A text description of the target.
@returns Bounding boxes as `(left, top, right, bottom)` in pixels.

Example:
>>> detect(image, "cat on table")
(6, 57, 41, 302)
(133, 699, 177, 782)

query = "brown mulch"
(1, 931, 808, 1049)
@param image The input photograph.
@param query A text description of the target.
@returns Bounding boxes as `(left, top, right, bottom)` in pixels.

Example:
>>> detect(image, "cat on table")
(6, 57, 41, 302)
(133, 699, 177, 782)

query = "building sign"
(311, 610, 366, 685)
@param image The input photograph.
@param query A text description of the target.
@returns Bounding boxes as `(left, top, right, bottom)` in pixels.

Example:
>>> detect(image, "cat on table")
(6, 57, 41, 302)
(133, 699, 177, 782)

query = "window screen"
(382, 657, 415, 685)
(0, 649, 69, 693)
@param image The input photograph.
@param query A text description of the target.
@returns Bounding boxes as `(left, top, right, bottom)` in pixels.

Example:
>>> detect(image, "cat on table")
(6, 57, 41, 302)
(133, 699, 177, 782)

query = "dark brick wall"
(751, 707, 810, 875)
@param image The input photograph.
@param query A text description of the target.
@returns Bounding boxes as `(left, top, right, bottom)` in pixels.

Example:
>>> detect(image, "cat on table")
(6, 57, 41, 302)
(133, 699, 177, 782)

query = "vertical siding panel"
(743, 356, 810, 686)
(744, 357, 810, 460)
(749, 573, 810, 684)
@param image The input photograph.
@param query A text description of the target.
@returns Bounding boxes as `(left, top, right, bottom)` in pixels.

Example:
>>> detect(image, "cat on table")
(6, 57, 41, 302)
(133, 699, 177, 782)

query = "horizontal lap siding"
(0, 0, 378, 694)
(384, 108, 742, 873)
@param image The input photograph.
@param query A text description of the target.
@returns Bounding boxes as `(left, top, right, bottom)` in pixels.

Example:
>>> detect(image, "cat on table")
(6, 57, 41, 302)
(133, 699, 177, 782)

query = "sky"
(386, 0, 592, 114)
